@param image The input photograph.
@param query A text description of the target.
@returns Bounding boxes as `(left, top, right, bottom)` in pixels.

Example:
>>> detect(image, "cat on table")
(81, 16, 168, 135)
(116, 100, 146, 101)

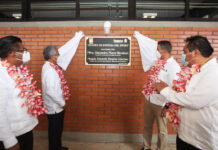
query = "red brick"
(150, 27, 163, 31)
(184, 31, 198, 35)
(18, 31, 32, 34)
(44, 31, 58, 34)
(0, 27, 12, 31)
(199, 31, 213, 36)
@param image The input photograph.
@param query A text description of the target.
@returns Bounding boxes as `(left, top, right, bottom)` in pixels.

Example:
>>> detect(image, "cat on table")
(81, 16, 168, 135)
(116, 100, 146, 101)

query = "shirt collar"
(200, 57, 217, 71)
(166, 57, 174, 63)
(45, 61, 51, 64)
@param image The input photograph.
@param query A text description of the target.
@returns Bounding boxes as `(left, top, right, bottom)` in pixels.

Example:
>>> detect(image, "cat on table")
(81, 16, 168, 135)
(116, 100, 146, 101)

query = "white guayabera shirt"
(160, 58, 218, 150)
(42, 31, 84, 114)
(0, 63, 38, 149)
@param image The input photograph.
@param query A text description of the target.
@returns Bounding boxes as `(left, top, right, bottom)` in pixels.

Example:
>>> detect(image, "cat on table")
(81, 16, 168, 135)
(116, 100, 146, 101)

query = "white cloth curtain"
(133, 31, 158, 72)
(57, 31, 84, 71)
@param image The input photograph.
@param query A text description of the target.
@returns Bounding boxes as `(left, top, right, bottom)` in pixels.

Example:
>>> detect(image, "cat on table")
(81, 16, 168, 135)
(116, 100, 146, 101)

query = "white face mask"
(156, 50, 161, 59)
(16, 51, 31, 63)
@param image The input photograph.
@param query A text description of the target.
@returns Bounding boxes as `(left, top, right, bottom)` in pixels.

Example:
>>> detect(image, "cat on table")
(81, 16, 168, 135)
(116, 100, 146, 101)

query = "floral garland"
(49, 63, 70, 100)
(1, 60, 47, 118)
(142, 59, 167, 96)
(165, 64, 200, 128)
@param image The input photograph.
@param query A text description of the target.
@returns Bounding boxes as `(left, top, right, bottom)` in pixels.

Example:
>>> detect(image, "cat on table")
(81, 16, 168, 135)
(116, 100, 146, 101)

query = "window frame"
(0, 0, 217, 21)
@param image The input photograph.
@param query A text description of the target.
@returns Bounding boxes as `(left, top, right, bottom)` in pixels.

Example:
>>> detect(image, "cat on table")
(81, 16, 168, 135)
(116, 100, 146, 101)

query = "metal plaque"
(85, 37, 131, 66)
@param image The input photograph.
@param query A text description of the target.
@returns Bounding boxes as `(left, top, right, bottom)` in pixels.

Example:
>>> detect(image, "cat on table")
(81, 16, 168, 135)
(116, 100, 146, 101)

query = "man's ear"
(9, 51, 15, 58)
(193, 49, 201, 56)
(163, 49, 168, 55)
(50, 55, 55, 61)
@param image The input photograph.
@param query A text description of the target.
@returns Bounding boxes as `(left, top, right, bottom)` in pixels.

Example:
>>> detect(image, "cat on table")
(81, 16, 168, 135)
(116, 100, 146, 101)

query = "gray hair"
(43, 45, 58, 60)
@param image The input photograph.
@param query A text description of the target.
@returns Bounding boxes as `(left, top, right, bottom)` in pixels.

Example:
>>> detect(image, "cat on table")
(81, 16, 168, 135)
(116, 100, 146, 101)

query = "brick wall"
(0, 26, 218, 135)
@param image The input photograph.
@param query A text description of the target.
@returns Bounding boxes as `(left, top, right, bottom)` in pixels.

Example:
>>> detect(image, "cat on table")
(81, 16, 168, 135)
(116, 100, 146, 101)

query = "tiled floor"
(34, 137, 176, 150)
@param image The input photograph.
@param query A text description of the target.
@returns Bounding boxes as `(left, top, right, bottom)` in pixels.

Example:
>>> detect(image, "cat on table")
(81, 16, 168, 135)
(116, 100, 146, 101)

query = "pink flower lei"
(165, 64, 200, 128)
(142, 59, 167, 95)
(49, 63, 70, 100)
(1, 60, 47, 118)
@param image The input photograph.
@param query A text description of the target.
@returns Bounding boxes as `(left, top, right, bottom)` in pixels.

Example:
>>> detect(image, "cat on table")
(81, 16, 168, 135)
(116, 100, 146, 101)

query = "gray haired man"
(42, 45, 68, 150)
(41, 31, 84, 150)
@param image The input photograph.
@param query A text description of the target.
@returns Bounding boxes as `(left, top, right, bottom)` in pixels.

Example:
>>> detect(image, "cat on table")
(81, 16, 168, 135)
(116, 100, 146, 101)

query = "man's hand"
(151, 81, 168, 93)
(161, 107, 167, 117)
(145, 69, 152, 76)
(142, 69, 152, 83)
(62, 105, 66, 110)
(7, 143, 19, 150)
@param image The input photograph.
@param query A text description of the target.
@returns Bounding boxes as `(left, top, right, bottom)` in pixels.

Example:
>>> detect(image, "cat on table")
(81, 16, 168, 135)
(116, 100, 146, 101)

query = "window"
(136, 0, 185, 20)
(31, 1, 76, 20)
(0, 0, 22, 21)
(189, 0, 218, 20)
(79, 0, 128, 19)
(0, 0, 217, 21)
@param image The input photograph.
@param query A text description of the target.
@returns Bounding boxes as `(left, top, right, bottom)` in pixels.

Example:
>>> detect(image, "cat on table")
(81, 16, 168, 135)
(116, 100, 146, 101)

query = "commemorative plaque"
(85, 37, 131, 65)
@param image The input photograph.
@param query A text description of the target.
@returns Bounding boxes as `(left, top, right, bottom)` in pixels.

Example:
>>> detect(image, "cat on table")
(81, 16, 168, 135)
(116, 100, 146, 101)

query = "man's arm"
(153, 70, 218, 109)
(0, 81, 18, 149)
(6, 143, 19, 150)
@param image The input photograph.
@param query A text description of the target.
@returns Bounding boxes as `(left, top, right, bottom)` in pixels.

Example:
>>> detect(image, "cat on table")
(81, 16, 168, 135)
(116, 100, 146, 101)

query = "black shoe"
(62, 147, 69, 150)
(141, 148, 151, 150)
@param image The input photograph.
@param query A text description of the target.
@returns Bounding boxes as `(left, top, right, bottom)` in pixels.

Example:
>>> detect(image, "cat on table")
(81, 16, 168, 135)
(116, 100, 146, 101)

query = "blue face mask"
(181, 54, 188, 66)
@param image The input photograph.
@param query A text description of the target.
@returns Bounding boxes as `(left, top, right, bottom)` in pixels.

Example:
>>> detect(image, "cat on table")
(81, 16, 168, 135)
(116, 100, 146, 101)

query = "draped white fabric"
(57, 31, 84, 71)
(133, 31, 158, 72)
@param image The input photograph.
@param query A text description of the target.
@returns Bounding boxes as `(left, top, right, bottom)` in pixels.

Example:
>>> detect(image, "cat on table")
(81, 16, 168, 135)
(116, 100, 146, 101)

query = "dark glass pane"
(0, 0, 22, 21)
(79, 0, 128, 19)
(189, 0, 218, 20)
(31, 1, 76, 20)
(136, 0, 185, 20)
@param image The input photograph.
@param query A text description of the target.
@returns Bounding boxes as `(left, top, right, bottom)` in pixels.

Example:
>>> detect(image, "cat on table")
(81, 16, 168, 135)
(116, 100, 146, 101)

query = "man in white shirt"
(152, 35, 218, 150)
(0, 36, 46, 150)
(134, 31, 181, 150)
(143, 41, 181, 150)
(42, 32, 84, 150)
(42, 46, 66, 150)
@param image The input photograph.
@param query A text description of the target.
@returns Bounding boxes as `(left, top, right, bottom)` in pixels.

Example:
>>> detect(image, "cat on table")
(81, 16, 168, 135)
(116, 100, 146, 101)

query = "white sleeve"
(149, 95, 166, 107)
(0, 80, 18, 149)
(57, 31, 84, 71)
(43, 69, 65, 107)
(133, 31, 158, 72)
(160, 70, 218, 109)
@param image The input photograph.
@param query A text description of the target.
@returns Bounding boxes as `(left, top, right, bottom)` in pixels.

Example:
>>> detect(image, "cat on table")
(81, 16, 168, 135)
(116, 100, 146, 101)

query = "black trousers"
(47, 110, 65, 150)
(177, 135, 201, 150)
(0, 130, 33, 150)
(0, 142, 4, 150)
